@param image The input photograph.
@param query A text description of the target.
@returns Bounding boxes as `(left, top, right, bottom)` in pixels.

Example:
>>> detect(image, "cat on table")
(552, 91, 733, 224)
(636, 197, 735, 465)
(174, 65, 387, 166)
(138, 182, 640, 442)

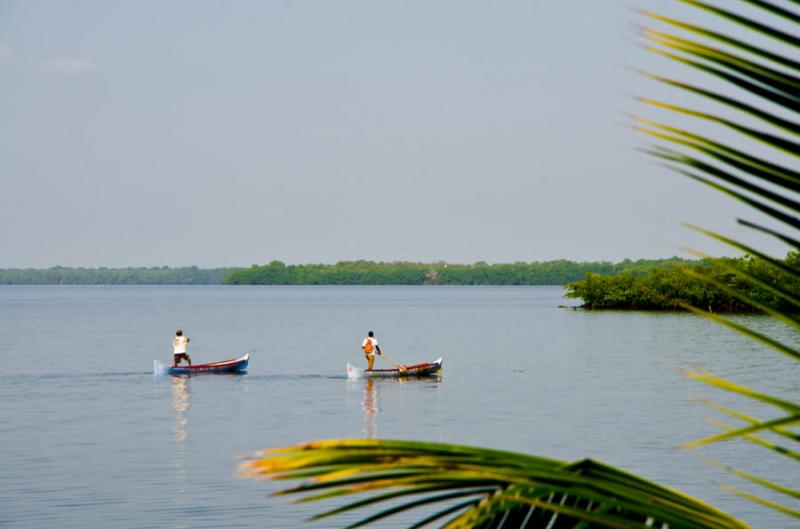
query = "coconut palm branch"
(639, 0, 800, 520)
(240, 439, 750, 529)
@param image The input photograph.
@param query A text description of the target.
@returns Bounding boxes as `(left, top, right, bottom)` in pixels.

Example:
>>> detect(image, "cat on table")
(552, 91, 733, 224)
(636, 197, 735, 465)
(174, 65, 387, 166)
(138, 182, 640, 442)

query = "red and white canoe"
(347, 357, 443, 379)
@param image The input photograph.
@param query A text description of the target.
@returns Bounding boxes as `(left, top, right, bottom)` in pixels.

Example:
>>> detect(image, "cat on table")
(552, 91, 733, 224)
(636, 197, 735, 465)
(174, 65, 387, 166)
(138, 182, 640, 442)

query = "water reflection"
(171, 377, 190, 527)
(172, 377, 190, 441)
(357, 377, 444, 439)
(362, 379, 378, 438)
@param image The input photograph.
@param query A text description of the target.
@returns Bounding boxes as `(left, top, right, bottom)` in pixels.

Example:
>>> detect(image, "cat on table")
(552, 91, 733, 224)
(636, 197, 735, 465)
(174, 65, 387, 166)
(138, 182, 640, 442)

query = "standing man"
(361, 331, 382, 371)
(173, 329, 192, 367)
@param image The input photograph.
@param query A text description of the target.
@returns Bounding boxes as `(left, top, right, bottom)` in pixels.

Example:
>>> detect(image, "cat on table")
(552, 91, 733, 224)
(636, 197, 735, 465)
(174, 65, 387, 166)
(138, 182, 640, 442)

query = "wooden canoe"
(154, 353, 250, 376)
(347, 357, 443, 379)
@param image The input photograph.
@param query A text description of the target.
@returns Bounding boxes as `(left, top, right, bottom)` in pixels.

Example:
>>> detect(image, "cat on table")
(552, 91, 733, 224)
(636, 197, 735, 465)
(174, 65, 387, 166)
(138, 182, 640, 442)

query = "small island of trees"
(564, 253, 800, 313)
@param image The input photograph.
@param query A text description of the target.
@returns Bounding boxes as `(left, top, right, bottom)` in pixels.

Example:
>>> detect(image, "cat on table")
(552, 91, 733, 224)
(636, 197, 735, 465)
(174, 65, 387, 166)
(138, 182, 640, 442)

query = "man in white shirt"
(361, 331, 382, 371)
(172, 329, 192, 367)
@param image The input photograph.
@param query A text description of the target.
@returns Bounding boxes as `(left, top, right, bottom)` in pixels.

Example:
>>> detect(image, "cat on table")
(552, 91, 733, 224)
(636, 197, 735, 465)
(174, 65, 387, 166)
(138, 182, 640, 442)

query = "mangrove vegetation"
(222, 258, 691, 285)
(565, 253, 800, 312)
(0, 266, 232, 285)
(1, 259, 690, 286)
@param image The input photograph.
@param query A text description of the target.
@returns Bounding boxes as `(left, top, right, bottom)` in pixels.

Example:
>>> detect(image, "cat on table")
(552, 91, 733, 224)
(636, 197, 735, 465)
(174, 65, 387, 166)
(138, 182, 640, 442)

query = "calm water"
(1, 286, 797, 528)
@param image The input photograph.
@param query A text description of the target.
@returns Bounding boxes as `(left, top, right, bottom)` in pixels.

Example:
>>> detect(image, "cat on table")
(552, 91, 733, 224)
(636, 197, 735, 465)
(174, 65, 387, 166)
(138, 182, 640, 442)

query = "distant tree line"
(564, 253, 800, 312)
(222, 258, 693, 285)
(0, 266, 232, 285)
(13, 258, 768, 290)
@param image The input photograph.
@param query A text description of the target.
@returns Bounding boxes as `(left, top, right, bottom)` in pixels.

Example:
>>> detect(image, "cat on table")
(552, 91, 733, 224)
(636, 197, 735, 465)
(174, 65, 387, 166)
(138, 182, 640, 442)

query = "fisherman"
(172, 329, 192, 367)
(361, 331, 382, 371)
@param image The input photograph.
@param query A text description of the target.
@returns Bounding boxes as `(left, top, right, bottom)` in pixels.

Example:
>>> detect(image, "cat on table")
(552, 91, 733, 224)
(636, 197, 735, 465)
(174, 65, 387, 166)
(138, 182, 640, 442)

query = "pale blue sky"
(0, 1, 789, 267)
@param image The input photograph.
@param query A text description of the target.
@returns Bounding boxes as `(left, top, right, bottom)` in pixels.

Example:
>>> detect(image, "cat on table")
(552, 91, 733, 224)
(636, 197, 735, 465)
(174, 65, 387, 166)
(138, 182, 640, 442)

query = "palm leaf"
(642, 29, 800, 95)
(677, 0, 800, 48)
(644, 72, 800, 136)
(684, 225, 800, 289)
(681, 369, 800, 413)
(241, 439, 751, 529)
(719, 484, 800, 519)
(705, 416, 800, 462)
(736, 219, 800, 251)
(638, 98, 800, 157)
(636, 118, 800, 189)
(681, 248, 800, 309)
(646, 150, 800, 224)
(645, 48, 800, 115)
(677, 303, 800, 362)
(703, 455, 800, 501)
(640, 10, 800, 71)
(698, 399, 800, 452)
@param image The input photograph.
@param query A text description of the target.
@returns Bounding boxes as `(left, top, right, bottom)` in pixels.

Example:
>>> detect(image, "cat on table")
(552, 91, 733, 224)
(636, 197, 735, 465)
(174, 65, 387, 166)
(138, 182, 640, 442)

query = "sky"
(0, 0, 792, 267)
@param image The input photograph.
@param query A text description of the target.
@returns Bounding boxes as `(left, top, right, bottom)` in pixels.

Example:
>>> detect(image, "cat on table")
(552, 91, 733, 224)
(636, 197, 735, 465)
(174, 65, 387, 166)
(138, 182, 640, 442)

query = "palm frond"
(679, 249, 800, 310)
(702, 455, 800, 501)
(698, 399, 800, 451)
(684, 225, 800, 285)
(645, 74, 800, 137)
(641, 10, 800, 70)
(736, 219, 800, 251)
(241, 439, 751, 529)
(649, 153, 800, 227)
(706, 416, 800, 462)
(638, 98, 800, 157)
(719, 484, 800, 519)
(642, 28, 800, 95)
(677, 303, 800, 362)
(680, 267, 800, 330)
(636, 118, 800, 189)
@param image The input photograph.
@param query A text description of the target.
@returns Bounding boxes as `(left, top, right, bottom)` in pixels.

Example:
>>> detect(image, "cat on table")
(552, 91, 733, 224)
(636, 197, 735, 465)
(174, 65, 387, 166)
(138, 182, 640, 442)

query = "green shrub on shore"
(565, 253, 800, 312)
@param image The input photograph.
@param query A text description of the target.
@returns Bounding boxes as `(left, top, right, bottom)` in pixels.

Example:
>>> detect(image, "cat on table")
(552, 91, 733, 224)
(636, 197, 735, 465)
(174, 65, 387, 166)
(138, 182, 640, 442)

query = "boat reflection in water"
(362, 378, 378, 438)
(171, 376, 190, 525)
(356, 375, 444, 439)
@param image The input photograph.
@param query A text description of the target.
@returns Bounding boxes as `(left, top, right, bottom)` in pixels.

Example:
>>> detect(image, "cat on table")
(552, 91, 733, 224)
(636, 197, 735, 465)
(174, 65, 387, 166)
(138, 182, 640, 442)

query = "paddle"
(379, 352, 408, 373)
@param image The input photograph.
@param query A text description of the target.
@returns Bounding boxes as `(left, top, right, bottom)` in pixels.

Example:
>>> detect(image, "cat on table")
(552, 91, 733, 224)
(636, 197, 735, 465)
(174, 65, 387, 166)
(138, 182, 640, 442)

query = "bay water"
(1, 285, 797, 528)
